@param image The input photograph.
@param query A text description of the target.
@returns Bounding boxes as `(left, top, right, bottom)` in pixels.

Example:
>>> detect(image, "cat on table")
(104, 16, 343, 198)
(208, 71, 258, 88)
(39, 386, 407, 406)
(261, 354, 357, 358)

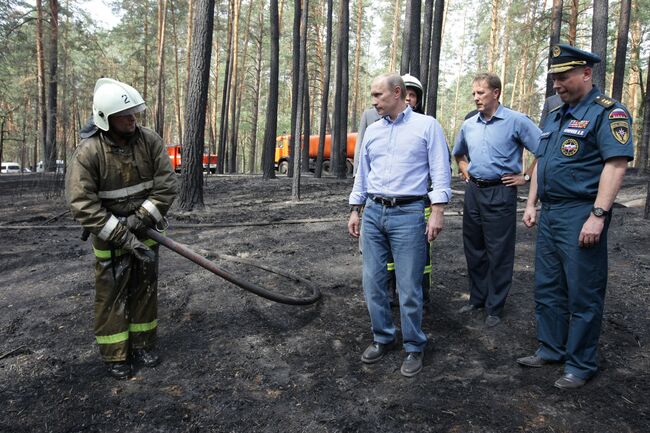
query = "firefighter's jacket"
(66, 126, 177, 250)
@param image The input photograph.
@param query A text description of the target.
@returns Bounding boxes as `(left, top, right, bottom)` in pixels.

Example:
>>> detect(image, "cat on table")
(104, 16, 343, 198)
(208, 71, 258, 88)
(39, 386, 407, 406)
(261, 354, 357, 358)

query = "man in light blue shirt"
(348, 73, 451, 377)
(452, 72, 541, 327)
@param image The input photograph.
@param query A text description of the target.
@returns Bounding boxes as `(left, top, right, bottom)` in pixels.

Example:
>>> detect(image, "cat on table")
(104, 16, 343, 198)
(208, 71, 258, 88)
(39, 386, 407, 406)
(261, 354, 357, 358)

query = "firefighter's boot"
(107, 361, 131, 379)
(132, 348, 160, 368)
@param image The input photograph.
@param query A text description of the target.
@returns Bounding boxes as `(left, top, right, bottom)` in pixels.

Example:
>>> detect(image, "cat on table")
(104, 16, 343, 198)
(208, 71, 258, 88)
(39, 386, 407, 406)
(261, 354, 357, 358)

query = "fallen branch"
(0, 345, 27, 360)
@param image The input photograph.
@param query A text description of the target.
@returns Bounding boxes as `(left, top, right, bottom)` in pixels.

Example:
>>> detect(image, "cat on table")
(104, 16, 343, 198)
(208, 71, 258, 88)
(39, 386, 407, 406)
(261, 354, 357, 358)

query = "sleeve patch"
(608, 108, 628, 120)
(610, 121, 630, 144)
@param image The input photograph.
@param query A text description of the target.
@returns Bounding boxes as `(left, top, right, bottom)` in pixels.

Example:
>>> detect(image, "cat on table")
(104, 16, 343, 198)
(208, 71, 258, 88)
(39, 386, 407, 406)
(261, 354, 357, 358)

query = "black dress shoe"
(400, 352, 423, 377)
(517, 354, 551, 368)
(554, 373, 586, 389)
(458, 303, 482, 314)
(107, 361, 131, 379)
(132, 348, 161, 368)
(361, 341, 394, 364)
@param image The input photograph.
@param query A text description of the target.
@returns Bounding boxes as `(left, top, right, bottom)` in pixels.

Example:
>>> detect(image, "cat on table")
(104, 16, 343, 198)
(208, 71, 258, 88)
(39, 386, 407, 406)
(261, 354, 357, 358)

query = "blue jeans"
(361, 198, 427, 352)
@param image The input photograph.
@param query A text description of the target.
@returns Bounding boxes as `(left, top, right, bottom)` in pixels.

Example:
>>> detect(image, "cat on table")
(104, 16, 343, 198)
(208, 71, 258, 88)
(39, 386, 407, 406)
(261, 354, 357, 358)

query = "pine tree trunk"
(261, 0, 280, 180)
(400, 0, 411, 75)
(568, 0, 578, 46)
(171, 0, 183, 145)
(421, 0, 434, 99)
(389, 0, 401, 72)
(639, 50, 650, 173)
(218, 1, 234, 174)
(45, 0, 59, 172)
(591, 0, 608, 91)
(292, 0, 309, 200)
(143, 1, 150, 126)
(408, 0, 421, 78)
(232, 0, 252, 173)
(178, 0, 215, 211)
(332, 0, 349, 179)
(545, 0, 562, 97)
(426, 0, 444, 117)
(249, 7, 264, 174)
(351, 0, 364, 130)
(154, 0, 168, 138)
(315, 0, 333, 178)
(228, 0, 241, 173)
(488, 0, 500, 72)
(287, 0, 302, 178)
(629, 0, 642, 164)
(35, 0, 46, 170)
(611, 0, 631, 101)
(301, 76, 311, 173)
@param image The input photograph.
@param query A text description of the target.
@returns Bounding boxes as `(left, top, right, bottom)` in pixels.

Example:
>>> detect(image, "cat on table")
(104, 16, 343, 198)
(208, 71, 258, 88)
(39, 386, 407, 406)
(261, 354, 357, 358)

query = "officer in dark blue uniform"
(517, 44, 634, 389)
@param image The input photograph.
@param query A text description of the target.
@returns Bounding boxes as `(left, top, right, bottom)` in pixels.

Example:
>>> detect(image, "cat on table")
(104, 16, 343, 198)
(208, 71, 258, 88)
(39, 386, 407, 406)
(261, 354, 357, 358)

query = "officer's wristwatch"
(350, 205, 363, 214)
(591, 207, 610, 218)
(523, 174, 531, 182)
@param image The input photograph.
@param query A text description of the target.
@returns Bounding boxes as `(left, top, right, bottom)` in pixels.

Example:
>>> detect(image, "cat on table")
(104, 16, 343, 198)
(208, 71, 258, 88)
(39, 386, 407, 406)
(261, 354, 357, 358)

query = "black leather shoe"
(132, 348, 161, 368)
(554, 373, 586, 389)
(400, 352, 423, 377)
(485, 315, 501, 327)
(107, 361, 131, 379)
(458, 303, 482, 314)
(361, 342, 394, 364)
(517, 354, 551, 368)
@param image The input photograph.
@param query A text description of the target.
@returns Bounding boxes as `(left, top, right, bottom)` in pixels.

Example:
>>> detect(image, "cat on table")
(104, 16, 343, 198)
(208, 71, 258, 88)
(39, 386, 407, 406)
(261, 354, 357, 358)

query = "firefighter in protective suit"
(66, 78, 177, 379)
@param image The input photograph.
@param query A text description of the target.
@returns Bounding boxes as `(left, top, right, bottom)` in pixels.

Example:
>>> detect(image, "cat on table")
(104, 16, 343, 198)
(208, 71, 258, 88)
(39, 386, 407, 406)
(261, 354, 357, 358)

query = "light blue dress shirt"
(452, 104, 541, 180)
(349, 105, 452, 205)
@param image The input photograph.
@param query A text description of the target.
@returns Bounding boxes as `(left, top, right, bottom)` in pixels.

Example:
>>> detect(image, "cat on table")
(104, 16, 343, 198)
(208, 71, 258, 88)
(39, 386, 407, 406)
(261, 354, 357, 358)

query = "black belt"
(369, 194, 426, 207)
(469, 176, 503, 188)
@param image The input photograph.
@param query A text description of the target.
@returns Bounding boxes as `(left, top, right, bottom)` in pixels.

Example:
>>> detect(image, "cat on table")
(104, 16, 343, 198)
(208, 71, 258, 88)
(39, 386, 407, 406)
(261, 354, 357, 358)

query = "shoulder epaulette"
(595, 95, 615, 108)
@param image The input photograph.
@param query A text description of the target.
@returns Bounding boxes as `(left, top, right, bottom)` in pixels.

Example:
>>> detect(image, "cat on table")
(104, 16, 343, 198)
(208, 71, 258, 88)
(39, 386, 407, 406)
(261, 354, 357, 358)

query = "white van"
(36, 160, 65, 173)
(1, 162, 21, 174)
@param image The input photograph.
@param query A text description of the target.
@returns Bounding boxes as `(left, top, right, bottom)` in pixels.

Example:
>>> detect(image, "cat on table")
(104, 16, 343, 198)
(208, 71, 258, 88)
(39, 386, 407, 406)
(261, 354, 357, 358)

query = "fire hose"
(79, 225, 321, 306)
(144, 228, 321, 306)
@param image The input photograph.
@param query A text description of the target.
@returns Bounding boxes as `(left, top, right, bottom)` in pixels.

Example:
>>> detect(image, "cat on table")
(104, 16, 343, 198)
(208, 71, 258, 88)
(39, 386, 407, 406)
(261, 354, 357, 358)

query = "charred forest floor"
(1, 171, 649, 433)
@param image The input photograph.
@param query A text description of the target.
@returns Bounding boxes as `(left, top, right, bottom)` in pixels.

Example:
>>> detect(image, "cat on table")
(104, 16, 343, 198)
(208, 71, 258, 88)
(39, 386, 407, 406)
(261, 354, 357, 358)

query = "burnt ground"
(0, 171, 649, 433)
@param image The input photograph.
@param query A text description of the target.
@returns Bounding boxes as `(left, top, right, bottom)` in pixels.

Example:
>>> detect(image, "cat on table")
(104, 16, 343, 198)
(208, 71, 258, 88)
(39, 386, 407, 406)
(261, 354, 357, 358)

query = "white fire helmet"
(92, 78, 146, 131)
(401, 73, 423, 93)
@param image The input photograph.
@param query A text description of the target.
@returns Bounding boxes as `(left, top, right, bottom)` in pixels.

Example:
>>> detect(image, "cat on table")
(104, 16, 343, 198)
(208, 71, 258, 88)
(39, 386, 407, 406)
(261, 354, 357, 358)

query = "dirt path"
(1, 173, 649, 433)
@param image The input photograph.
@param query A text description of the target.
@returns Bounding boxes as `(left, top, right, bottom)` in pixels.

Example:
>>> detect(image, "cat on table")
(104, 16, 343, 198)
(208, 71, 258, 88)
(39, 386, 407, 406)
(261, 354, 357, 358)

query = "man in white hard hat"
(66, 78, 177, 379)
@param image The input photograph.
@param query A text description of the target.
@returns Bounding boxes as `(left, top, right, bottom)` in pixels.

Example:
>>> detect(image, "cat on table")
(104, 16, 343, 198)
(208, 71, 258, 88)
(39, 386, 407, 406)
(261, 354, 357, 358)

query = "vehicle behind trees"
(275, 133, 356, 175)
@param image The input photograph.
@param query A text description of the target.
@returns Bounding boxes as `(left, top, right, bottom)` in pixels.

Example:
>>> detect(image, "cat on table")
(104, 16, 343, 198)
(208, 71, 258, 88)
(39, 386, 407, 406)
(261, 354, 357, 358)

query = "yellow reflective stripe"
(386, 262, 395, 271)
(93, 238, 159, 259)
(129, 319, 158, 333)
(96, 331, 129, 345)
(424, 207, 431, 219)
(424, 265, 432, 274)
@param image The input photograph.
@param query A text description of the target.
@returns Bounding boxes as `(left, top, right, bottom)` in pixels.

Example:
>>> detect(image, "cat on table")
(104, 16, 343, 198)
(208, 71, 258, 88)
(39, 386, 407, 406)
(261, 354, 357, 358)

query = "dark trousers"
(462, 181, 517, 316)
(534, 202, 609, 380)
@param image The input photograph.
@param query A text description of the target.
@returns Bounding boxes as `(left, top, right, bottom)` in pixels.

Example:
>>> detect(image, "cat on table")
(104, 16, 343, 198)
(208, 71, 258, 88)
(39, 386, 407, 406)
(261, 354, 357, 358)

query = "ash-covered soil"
(0, 172, 649, 433)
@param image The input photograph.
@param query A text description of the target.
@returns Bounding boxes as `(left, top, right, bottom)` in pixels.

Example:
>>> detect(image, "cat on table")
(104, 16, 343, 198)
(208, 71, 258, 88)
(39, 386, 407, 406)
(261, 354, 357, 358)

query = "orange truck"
(275, 133, 357, 175)
(167, 144, 218, 173)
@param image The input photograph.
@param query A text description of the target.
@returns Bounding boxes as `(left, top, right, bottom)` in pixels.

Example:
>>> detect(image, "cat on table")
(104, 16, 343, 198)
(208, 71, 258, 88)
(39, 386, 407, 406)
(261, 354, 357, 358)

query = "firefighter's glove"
(121, 231, 156, 263)
(135, 207, 157, 229)
(126, 214, 149, 237)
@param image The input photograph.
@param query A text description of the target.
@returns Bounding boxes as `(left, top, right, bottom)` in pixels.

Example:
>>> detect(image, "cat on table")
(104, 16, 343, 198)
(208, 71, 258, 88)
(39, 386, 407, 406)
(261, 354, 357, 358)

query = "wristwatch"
(350, 205, 362, 214)
(591, 207, 610, 217)
(523, 174, 531, 182)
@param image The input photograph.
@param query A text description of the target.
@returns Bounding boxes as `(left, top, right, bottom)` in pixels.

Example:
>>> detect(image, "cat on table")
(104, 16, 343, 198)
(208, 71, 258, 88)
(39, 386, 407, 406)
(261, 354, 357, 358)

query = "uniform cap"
(549, 44, 601, 74)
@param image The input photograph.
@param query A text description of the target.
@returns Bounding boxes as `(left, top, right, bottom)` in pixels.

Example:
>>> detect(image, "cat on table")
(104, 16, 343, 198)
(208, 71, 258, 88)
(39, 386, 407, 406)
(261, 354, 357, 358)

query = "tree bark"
(400, 0, 411, 75)
(639, 50, 650, 174)
(287, 0, 302, 178)
(292, 0, 309, 201)
(389, 0, 401, 72)
(332, 0, 349, 179)
(217, 1, 234, 174)
(261, 0, 280, 180)
(568, 0, 578, 46)
(154, 0, 168, 138)
(351, 0, 364, 130)
(228, 0, 241, 173)
(611, 0, 631, 101)
(425, 0, 444, 117)
(315, 0, 333, 178)
(35, 0, 46, 170)
(408, 0, 421, 78)
(45, 0, 59, 172)
(487, 0, 500, 73)
(421, 0, 433, 100)
(591, 0, 608, 91)
(170, 0, 183, 145)
(178, 0, 215, 211)
(545, 0, 562, 97)
(249, 7, 264, 174)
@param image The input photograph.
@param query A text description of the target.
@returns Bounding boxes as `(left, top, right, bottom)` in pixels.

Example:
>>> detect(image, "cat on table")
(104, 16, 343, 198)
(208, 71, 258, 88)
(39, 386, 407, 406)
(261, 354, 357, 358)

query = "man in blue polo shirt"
(348, 73, 451, 377)
(452, 72, 541, 327)
(518, 44, 634, 389)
